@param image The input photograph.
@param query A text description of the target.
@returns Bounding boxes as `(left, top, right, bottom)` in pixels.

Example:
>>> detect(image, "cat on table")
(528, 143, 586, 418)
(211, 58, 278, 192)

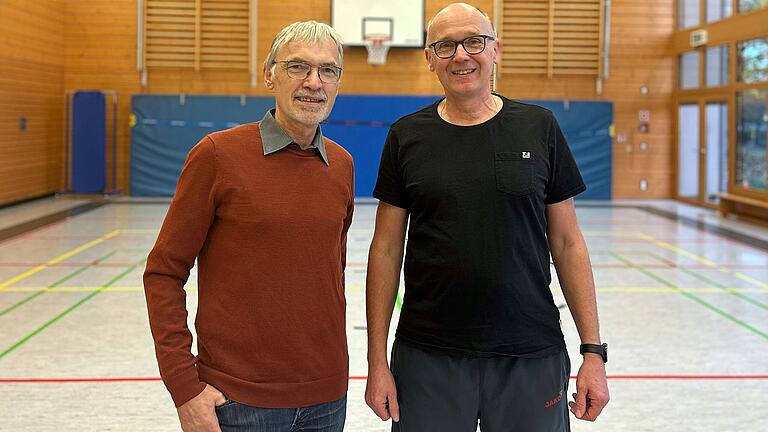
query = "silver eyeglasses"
(429, 35, 495, 59)
(273, 60, 343, 84)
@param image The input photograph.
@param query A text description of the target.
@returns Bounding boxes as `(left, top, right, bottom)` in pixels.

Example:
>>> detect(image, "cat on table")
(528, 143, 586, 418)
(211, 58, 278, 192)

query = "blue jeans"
(215, 395, 346, 432)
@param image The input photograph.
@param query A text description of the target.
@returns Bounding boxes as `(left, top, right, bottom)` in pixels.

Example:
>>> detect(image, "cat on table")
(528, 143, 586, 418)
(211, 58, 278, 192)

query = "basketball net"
(365, 35, 391, 65)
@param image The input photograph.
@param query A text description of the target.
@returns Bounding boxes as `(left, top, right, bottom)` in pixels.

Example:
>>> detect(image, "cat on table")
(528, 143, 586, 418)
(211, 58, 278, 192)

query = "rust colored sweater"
(144, 122, 354, 408)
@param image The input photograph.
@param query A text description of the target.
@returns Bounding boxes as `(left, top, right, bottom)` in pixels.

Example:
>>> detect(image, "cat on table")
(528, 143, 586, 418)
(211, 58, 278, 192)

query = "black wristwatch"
(580, 343, 608, 363)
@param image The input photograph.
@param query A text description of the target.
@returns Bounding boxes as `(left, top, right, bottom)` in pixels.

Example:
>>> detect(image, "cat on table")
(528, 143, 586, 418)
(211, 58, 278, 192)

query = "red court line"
(19, 234, 155, 240)
(0, 262, 140, 268)
(600, 238, 712, 243)
(74, 216, 165, 221)
(2, 375, 767, 383)
(0, 217, 73, 247)
(604, 375, 768, 380)
(16, 235, 114, 240)
(0, 378, 162, 383)
(578, 221, 655, 225)
(3, 262, 766, 270)
(651, 256, 678, 268)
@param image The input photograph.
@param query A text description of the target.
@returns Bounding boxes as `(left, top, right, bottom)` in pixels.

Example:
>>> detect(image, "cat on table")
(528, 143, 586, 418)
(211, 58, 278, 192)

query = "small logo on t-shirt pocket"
(522, 151, 531, 159)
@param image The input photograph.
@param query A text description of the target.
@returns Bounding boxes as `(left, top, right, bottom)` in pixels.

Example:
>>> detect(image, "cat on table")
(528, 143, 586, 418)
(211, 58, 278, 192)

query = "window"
(737, 37, 768, 83)
(679, 51, 700, 89)
(738, 0, 768, 13)
(705, 45, 729, 87)
(678, 0, 701, 29)
(707, 0, 733, 22)
(735, 89, 768, 191)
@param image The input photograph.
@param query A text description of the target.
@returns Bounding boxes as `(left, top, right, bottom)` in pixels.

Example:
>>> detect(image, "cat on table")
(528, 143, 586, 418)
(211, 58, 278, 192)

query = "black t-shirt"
(373, 96, 586, 357)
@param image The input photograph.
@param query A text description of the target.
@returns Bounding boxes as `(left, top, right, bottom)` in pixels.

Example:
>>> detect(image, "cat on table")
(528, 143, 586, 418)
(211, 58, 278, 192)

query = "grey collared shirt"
(259, 109, 329, 165)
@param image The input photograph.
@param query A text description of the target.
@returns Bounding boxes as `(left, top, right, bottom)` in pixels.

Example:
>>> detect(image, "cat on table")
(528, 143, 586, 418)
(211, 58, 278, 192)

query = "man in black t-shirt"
(364, 3, 609, 431)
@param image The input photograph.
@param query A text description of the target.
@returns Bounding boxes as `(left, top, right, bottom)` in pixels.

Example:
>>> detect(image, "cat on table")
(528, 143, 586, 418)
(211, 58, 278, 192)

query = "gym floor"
(0, 196, 766, 431)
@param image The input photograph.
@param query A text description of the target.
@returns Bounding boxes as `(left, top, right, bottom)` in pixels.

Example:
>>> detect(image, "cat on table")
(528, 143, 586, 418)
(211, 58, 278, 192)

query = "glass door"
(678, 103, 700, 200)
(677, 100, 730, 206)
(704, 102, 729, 204)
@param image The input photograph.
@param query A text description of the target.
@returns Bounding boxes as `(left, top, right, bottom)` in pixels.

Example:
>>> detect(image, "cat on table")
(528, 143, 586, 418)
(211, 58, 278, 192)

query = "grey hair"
(425, 3, 497, 44)
(264, 21, 344, 72)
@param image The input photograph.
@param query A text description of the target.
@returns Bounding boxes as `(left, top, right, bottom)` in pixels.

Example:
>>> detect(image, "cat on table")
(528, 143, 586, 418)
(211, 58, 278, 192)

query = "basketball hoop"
(364, 35, 391, 65)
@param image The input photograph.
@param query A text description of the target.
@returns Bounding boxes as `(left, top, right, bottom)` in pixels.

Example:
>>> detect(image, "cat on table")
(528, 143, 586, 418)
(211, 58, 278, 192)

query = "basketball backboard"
(331, 0, 425, 47)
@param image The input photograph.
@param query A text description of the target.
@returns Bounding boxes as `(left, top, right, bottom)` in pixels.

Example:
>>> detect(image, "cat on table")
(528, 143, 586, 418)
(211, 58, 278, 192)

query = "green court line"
(610, 252, 768, 341)
(0, 291, 46, 317)
(0, 251, 117, 319)
(91, 250, 118, 265)
(591, 250, 649, 255)
(645, 251, 768, 312)
(608, 252, 634, 266)
(0, 257, 147, 361)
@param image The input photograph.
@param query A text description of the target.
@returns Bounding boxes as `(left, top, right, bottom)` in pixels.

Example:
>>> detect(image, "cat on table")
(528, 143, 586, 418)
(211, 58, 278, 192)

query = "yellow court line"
(0, 286, 195, 293)
(583, 231, 643, 237)
(0, 230, 122, 291)
(636, 232, 720, 267)
(2, 286, 767, 294)
(0, 285, 360, 293)
(552, 287, 768, 293)
(734, 273, 768, 290)
(638, 232, 767, 292)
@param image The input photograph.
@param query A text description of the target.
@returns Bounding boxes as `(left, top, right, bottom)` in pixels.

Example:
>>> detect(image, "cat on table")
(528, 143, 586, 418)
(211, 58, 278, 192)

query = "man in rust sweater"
(144, 21, 354, 432)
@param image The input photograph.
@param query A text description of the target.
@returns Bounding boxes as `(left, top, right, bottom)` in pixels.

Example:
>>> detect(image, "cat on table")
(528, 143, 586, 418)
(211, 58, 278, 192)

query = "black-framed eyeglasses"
(429, 35, 495, 59)
(272, 60, 343, 84)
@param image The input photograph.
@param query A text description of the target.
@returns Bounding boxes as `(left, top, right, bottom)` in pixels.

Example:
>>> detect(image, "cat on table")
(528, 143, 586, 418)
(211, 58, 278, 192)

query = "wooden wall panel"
(0, 0, 65, 206)
(497, 0, 675, 198)
(63, 0, 672, 199)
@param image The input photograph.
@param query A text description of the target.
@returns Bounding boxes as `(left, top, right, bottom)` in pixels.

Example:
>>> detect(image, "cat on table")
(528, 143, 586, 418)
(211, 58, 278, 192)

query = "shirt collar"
(259, 109, 329, 165)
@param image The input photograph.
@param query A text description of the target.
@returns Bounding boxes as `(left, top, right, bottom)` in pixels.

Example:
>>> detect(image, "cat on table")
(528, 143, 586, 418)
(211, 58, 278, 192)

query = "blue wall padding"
(321, 123, 389, 199)
(525, 100, 613, 200)
(131, 95, 274, 196)
(72, 91, 106, 193)
(326, 95, 441, 123)
(323, 95, 441, 197)
(129, 94, 611, 200)
(322, 96, 612, 199)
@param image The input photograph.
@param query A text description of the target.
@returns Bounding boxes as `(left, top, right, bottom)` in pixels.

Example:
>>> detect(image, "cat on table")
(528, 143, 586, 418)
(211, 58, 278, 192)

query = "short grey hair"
(264, 21, 344, 71)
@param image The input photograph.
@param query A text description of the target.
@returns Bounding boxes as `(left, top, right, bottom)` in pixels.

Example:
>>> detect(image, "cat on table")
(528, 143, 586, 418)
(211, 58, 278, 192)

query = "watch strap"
(580, 343, 608, 363)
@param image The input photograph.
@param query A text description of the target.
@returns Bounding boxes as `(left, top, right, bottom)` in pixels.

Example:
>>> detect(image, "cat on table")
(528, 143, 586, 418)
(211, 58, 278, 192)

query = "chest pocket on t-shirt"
(495, 152, 534, 196)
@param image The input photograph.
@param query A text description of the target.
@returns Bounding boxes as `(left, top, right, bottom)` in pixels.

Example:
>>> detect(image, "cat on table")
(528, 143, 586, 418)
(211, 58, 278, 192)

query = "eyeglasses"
(428, 35, 495, 59)
(272, 60, 343, 84)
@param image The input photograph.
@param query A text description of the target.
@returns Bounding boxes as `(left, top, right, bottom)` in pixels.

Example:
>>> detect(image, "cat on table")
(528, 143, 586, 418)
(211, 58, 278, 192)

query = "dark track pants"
(391, 340, 571, 432)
